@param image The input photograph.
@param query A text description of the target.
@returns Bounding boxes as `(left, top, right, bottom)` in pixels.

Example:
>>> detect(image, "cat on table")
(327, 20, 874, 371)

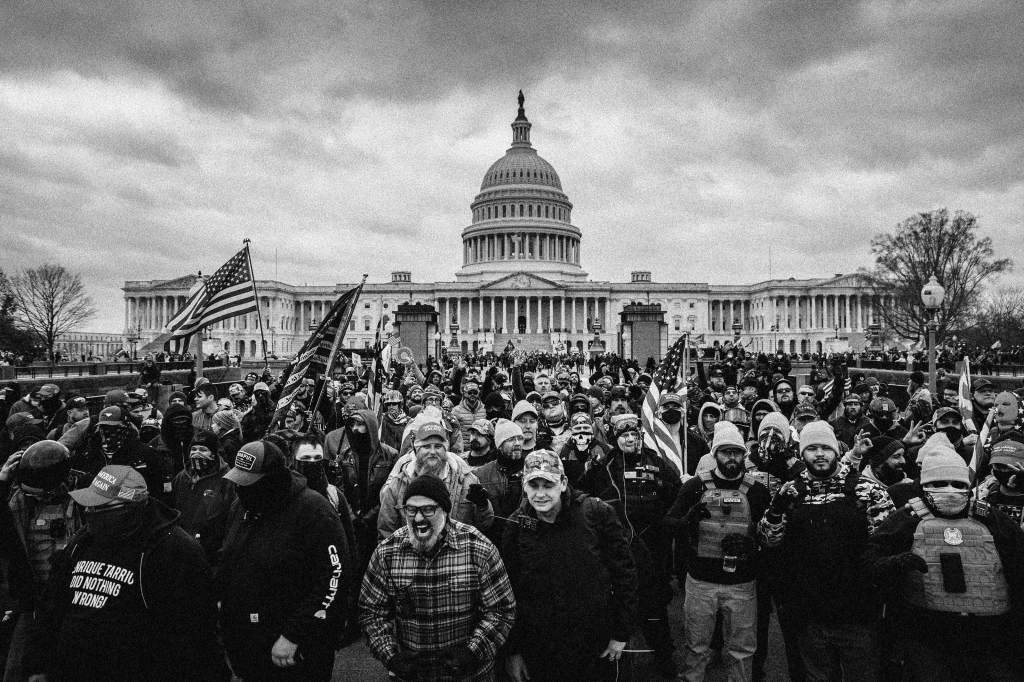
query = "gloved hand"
(466, 483, 490, 507)
(682, 502, 710, 538)
(886, 551, 928, 575)
(768, 482, 801, 517)
(721, 533, 755, 559)
(387, 650, 421, 679)
(441, 645, 478, 675)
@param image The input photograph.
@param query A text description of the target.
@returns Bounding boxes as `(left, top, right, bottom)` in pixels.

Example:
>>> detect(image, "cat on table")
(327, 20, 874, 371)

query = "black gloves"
(768, 485, 801, 517)
(682, 502, 710, 539)
(885, 551, 928, 576)
(466, 483, 490, 507)
(388, 651, 421, 679)
(442, 645, 478, 675)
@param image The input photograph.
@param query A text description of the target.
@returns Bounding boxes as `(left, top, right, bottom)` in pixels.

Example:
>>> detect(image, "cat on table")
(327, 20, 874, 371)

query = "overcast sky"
(2, 1, 1022, 332)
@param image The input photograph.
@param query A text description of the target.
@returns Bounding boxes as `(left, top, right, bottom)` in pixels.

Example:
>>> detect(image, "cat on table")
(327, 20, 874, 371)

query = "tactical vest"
(695, 471, 757, 560)
(902, 497, 1010, 616)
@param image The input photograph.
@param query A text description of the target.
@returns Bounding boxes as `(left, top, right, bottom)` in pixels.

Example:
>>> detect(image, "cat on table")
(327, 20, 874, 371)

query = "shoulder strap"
(971, 499, 992, 519)
(907, 497, 933, 521)
(698, 470, 715, 490)
(843, 467, 860, 498)
(739, 473, 758, 494)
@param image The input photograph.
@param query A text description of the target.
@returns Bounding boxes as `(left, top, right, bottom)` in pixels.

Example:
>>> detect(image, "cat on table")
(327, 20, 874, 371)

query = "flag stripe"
(165, 248, 258, 340)
(640, 334, 689, 477)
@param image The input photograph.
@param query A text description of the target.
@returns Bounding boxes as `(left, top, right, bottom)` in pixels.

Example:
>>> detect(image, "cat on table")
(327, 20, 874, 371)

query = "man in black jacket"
(24, 465, 227, 682)
(218, 440, 349, 681)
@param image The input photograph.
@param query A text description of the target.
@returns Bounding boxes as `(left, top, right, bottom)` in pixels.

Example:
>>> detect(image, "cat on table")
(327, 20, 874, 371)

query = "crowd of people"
(0, 345, 1023, 681)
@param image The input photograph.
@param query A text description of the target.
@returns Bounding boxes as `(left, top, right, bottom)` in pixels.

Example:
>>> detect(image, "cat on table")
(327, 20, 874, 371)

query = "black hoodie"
(216, 471, 349, 679)
(25, 499, 228, 681)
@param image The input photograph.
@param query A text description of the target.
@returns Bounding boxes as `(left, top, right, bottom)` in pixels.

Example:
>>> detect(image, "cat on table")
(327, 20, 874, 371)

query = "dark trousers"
(798, 620, 878, 682)
(633, 535, 674, 660)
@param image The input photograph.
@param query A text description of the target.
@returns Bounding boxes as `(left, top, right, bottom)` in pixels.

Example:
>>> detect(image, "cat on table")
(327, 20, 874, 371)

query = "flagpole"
(681, 331, 690, 475)
(194, 328, 204, 383)
(307, 274, 368, 430)
(243, 239, 269, 371)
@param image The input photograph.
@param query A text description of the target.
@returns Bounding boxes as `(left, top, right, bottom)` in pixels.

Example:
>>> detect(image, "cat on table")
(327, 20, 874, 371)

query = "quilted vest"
(902, 497, 1010, 615)
(695, 471, 757, 559)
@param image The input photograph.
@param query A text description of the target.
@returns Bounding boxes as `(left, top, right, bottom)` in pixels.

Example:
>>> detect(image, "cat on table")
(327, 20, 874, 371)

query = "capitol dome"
(457, 92, 586, 283)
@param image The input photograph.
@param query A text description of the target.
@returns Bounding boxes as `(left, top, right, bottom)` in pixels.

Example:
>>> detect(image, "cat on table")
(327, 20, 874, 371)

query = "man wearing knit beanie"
(865, 432, 1024, 680)
(759, 420, 895, 681)
(473, 419, 526, 545)
(360, 474, 515, 681)
(670, 421, 770, 682)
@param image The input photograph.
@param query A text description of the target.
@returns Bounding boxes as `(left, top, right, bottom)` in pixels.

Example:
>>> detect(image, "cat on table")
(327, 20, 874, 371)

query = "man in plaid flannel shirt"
(360, 474, 515, 681)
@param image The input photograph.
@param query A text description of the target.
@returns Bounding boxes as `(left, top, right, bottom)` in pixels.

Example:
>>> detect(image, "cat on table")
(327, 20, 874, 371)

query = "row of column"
(436, 295, 611, 335)
(464, 233, 579, 265)
(749, 294, 893, 333)
(126, 296, 188, 332)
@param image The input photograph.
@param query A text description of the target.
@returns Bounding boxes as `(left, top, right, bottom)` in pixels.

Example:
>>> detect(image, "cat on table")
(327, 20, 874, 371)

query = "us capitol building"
(124, 93, 892, 363)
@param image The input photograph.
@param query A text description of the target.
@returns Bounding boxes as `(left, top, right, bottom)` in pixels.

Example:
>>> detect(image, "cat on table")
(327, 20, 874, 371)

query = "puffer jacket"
(172, 460, 236, 564)
(377, 452, 493, 540)
(450, 399, 486, 448)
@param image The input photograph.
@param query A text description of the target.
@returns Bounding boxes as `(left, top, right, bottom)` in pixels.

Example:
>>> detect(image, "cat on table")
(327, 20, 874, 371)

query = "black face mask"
(936, 425, 962, 442)
(993, 468, 1019, 488)
(347, 429, 371, 451)
(661, 409, 682, 425)
(873, 417, 894, 432)
(86, 503, 146, 542)
(236, 468, 291, 513)
(296, 461, 327, 489)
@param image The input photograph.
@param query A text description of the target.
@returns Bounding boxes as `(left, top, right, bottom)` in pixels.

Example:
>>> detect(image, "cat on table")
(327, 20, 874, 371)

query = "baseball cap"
(869, 397, 897, 415)
(97, 406, 126, 427)
(609, 386, 629, 400)
(990, 440, 1024, 466)
(842, 394, 862, 405)
(70, 465, 149, 507)
(224, 441, 287, 486)
(659, 393, 683, 408)
(5, 412, 42, 430)
(931, 406, 962, 424)
(37, 384, 60, 399)
(512, 400, 538, 421)
(414, 421, 448, 446)
(523, 450, 565, 484)
(128, 388, 149, 403)
(973, 378, 996, 393)
(468, 419, 493, 437)
(541, 391, 561, 405)
(104, 389, 129, 406)
(384, 390, 404, 404)
(65, 394, 88, 410)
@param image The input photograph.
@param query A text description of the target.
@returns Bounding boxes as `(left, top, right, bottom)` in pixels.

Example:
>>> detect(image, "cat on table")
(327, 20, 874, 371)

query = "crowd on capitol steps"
(1, 343, 1023, 681)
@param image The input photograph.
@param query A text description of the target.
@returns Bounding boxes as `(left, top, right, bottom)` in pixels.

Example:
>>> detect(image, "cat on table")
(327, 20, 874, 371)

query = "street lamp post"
(433, 332, 441, 362)
(921, 275, 946, 397)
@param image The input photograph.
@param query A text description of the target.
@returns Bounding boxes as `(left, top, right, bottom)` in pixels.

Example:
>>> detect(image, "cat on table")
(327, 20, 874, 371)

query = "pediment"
(152, 274, 200, 290)
(480, 272, 563, 291)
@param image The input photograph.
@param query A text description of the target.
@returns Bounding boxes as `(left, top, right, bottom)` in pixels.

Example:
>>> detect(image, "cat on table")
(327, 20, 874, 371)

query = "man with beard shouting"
(360, 474, 516, 681)
(377, 422, 493, 540)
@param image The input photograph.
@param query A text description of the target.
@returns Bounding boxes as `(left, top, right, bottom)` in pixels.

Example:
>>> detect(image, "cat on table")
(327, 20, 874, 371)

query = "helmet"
(19, 440, 70, 492)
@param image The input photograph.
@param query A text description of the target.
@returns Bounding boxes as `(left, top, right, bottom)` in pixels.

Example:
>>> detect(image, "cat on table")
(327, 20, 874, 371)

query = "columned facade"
(122, 94, 891, 360)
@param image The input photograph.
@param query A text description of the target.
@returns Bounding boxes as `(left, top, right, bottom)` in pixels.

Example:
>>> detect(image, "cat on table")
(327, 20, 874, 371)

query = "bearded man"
(360, 475, 515, 681)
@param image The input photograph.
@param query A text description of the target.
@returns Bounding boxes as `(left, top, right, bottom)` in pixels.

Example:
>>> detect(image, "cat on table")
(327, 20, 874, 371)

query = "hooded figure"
(171, 430, 235, 563)
(152, 404, 194, 475)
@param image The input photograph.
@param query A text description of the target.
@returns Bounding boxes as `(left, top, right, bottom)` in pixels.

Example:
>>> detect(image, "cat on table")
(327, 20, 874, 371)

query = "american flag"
(165, 247, 258, 339)
(275, 282, 363, 414)
(641, 334, 690, 478)
(365, 304, 391, 417)
(959, 356, 978, 434)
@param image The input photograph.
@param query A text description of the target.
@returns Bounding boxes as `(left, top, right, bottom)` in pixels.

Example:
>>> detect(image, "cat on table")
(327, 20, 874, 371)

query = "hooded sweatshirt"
(326, 409, 399, 520)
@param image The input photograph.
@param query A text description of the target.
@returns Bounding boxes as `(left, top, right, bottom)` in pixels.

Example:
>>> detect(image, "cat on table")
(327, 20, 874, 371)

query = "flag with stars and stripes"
(165, 247, 258, 340)
(641, 334, 690, 478)
(276, 282, 364, 414)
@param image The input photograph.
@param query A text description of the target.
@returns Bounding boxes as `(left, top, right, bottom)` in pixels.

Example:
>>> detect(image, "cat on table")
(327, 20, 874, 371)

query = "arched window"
(528, 205, 533, 217)
(519, 204, 524, 216)
(544, 205, 549, 218)
(502, 205, 507, 217)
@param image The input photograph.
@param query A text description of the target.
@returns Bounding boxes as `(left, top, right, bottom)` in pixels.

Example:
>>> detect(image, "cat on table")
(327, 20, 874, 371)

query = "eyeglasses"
(401, 504, 439, 518)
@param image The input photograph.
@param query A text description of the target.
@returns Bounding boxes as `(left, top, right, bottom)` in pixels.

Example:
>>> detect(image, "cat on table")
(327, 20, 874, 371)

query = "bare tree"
(0, 270, 38, 360)
(958, 287, 1024, 350)
(10, 264, 96, 362)
(860, 209, 1012, 341)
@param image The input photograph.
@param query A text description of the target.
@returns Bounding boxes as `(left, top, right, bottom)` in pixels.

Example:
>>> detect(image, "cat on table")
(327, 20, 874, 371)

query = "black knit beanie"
(404, 475, 452, 514)
(868, 436, 904, 468)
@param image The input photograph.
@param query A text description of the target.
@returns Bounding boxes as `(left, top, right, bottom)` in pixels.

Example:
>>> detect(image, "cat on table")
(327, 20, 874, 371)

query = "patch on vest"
(943, 527, 963, 546)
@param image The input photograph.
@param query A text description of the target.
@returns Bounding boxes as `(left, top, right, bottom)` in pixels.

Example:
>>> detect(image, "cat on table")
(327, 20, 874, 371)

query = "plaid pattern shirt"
(359, 519, 516, 681)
